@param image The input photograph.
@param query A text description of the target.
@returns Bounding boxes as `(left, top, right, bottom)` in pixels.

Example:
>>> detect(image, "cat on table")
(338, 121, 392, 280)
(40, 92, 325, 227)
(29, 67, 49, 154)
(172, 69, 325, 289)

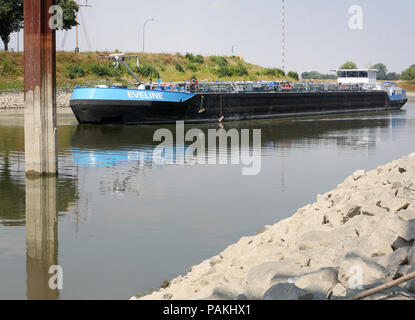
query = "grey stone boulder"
(374, 247, 410, 268)
(263, 283, 314, 300)
(294, 267, 339, 299)
(395, 265, 412, 278)
(392, 236, 413, 250)
(205, 286, 239, 300)
(329, 283, 347, 299)
(338, 253, 388, 290)
(409, 246, 415, 265)
(399, 210, 415, 221)
(373, 247, 410, 278)
(405, 265, 415, 294)
(382, 216, 415, 242)
(353, 231, 394, 258)
(244, 259, 301, 299)
(298, 224, 358, 249)
(377, 195, 410, 213)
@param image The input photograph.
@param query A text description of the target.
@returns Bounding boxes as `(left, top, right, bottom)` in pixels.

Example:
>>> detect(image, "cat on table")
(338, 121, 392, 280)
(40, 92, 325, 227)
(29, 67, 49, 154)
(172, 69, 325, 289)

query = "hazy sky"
(5, 0, 415, 74)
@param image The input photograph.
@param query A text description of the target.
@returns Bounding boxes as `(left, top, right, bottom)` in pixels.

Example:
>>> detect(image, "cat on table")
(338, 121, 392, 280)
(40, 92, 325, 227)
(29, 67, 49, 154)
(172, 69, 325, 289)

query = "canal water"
(0, 100, 414, 299)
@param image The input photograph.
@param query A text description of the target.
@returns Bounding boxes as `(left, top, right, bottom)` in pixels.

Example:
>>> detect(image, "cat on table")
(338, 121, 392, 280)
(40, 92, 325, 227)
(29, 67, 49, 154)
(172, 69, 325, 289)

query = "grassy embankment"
(0, 51, 293, 90)
(398, 81, 415, 93)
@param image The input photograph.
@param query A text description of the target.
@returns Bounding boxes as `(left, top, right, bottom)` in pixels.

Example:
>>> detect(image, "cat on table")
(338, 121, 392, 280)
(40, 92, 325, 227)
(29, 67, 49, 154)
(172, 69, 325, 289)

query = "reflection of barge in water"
(70, 56, 407, 125)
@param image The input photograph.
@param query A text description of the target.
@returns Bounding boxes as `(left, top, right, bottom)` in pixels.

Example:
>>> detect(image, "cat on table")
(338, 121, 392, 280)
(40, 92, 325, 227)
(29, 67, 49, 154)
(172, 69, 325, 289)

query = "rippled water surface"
(0, 100, 415, 299)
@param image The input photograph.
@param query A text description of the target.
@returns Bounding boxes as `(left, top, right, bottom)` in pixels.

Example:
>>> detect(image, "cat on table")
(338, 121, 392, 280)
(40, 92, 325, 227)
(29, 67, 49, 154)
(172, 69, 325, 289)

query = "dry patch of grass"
(398, 81, 415, 93)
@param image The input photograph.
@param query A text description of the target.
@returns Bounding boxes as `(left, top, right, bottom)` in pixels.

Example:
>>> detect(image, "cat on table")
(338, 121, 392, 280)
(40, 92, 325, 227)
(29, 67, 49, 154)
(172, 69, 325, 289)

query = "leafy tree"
(287, 71, 299, 80)
(400, 65, 415, 81)
(57, 0, 79, 31)
(385, 72, 400, 81)
(301, 71, 336, 80)
(0, 0, 79, 51)
(339, 61, 357, 69)
(371, 63, 387, 79)
(0, 0, 23, 51)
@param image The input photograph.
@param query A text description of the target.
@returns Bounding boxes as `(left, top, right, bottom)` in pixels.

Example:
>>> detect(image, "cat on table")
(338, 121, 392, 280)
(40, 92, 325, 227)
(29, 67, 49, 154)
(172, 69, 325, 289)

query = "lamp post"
(143, 18, 155, 53)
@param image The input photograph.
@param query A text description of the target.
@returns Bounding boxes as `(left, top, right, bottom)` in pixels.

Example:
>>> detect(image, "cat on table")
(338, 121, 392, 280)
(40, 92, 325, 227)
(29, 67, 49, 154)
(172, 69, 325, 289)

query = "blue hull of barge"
(71, 87, 196, 103)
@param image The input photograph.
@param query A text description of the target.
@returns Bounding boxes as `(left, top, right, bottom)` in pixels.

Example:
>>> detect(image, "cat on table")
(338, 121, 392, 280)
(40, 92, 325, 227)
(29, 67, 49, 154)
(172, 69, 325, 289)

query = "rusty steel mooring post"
(24, 0, 57, 176)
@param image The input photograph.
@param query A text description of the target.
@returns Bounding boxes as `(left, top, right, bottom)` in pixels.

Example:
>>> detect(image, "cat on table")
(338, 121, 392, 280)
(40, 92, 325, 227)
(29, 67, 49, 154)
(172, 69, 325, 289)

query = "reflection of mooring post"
(26, 176, 59, 300)
(24, 0, 58, 176)
(219, 93, 224, 122)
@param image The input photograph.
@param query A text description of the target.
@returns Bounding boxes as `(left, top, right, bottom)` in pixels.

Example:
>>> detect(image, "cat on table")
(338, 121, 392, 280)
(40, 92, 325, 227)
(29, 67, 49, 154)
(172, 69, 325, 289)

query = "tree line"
(301, 61, 415, 81)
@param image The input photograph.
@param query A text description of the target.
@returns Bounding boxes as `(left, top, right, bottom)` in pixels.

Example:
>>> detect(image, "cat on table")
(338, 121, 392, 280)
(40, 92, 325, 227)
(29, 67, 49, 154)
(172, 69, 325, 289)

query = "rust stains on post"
(24, 0, 57, 176)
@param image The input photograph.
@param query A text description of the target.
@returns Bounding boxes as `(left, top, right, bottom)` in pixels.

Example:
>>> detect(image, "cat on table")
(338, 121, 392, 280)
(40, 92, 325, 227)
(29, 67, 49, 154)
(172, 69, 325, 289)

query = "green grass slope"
(0, 51, 293, 90)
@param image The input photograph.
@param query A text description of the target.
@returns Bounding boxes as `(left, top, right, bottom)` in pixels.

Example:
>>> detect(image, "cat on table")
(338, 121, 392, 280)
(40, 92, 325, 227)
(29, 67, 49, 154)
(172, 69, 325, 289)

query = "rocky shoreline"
(133, 153, 415, 300)
(0, 88, 72, 110)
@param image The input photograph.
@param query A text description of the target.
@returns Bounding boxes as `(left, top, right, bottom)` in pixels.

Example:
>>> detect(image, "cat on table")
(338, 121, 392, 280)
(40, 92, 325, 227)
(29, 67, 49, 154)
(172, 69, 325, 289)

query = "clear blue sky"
(5, 0, 415, 74)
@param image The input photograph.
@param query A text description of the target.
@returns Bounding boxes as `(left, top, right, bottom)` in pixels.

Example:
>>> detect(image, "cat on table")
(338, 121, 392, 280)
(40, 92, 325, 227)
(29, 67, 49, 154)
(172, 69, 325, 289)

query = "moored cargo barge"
(70, 58, 407, 125)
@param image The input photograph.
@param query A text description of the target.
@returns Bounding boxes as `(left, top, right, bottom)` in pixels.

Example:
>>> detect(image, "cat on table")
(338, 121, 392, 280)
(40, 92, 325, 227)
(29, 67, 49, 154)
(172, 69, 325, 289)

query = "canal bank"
(133, 152, 415, 300)
(0, 88, 72, 113)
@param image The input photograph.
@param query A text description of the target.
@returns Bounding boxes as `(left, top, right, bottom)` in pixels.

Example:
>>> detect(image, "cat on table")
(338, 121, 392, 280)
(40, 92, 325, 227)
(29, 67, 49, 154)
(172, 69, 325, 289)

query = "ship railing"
(144, 80, 375, 94)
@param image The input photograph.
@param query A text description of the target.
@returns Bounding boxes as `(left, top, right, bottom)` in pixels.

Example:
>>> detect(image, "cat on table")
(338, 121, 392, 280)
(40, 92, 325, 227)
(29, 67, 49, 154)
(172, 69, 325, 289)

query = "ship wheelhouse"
(333, 69, 378, 88)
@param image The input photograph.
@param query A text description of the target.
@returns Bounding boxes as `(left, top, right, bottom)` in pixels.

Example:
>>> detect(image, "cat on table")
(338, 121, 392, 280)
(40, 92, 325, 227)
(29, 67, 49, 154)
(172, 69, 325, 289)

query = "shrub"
(89, 62, 121, 77)
(232, 63, 248, 76)
(1, 57, 17, 74)
(262, 68, 276, 76)
(211, 56, 228, 67)
(90, 63, 107, 76)
(175, 62, 185, 73)
(137, 63, 160, 78)
(191, 74, 197, 80)
(262, 68, 285, 77)
(66, 64, 85, 79)
(185, 53, 204, 64)
(186, 63, 198, 72)
(185, 53, 195, 62)
(216, 66, 233, 77)
(194, 55, 204, 64)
